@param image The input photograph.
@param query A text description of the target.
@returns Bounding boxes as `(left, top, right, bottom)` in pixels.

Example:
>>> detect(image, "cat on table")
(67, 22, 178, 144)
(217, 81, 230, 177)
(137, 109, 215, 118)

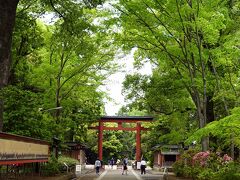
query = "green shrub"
(58, 156, 79, 167)
(172, 149, 199, 177)
(216, 162, 240, 180)
(197, 168, 218, 180)
(172, 159, 185, 176)
(58, 156, 79, 172)
(41, 156, 60, 176)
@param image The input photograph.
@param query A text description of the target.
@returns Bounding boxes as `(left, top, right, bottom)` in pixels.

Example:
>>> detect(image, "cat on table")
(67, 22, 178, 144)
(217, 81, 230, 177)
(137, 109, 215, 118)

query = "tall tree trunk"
(55, 75, 61, 124)
(191, 87, 208, 151)
(0, 0, 19, 131)
(206, 94, 214, 123)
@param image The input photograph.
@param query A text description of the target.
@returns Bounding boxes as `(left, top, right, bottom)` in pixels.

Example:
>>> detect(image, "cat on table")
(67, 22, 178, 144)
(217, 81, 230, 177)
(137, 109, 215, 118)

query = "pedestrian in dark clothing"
(110, 158, 114, 169)
(122, 157, 128, 175)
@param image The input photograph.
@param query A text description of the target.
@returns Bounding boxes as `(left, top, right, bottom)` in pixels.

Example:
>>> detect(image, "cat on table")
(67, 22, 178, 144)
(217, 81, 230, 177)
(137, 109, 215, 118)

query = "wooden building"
(62, 142, 86, 165)
(153, 145, 181, 168)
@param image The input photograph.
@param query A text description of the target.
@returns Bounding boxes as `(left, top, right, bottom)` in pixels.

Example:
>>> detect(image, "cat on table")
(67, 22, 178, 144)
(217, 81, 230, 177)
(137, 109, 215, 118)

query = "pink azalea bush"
(192, 151, 233, 168)
(192, 151, 210, 167)
(222, 154, 232, 163)
(173, 150, 239, 180)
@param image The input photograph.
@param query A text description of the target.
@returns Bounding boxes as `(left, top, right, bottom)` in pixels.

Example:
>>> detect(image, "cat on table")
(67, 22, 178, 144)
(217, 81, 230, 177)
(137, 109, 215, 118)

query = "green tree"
(29, 7, 116, 139)
(0, 0, 19, 131)
(0, 1, 120, 154)
(187, 107, 240, 153)
(116, 0, 240, 151)
(0, 0, 106, 131)
(0, 86, 53, 140)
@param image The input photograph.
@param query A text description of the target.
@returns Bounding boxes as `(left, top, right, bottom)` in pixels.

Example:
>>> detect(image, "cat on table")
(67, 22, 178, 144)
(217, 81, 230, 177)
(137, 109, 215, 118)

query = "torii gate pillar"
(98, 121, 103, 160)
(136, 122, 141, 161)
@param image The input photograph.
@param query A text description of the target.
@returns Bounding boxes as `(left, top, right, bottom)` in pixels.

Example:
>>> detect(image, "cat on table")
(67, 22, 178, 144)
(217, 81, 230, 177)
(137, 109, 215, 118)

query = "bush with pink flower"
(192, 151, 210, 167)
(222, 154, 232, 163)
(173, 150, 239, 180)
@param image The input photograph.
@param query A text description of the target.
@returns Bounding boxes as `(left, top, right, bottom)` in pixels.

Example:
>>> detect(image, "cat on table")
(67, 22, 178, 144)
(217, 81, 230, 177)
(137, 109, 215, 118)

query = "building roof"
(64, 142, 87, 150)
(0, 132, 49, 145)
(152, 144, 182, 151)
(161, 152, 180, 155)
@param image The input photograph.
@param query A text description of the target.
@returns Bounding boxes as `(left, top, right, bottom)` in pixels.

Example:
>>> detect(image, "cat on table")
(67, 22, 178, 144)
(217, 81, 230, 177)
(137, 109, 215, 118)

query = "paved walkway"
(76, 165, 166, 180)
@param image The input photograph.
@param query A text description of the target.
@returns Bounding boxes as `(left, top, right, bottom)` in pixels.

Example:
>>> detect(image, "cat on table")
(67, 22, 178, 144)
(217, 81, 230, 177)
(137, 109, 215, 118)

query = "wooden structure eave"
(99, 116, 153, 122)
(89, 126, 149, 131)
(0, 132, 50, 145)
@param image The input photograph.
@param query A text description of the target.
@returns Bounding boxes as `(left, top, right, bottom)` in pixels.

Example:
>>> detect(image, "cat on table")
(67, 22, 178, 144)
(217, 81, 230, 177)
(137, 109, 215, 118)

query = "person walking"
(110, 157, 114, 169)
(122, 157, 128, 175)
(140, 158, 147, 175)
(95, 158, 101, 175)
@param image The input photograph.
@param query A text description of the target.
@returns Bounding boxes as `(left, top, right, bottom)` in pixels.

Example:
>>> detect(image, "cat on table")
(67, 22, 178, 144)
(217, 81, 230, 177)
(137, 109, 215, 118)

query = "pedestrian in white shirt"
(95, 158, 101, 175)
(140, 159, 146, 175)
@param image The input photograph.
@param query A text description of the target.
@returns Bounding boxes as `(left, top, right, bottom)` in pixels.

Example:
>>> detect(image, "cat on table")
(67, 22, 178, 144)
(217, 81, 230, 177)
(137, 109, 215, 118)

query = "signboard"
(137, 162, 141, 170)
(0, 132, 49, 165)
(75, 165, 81, 176)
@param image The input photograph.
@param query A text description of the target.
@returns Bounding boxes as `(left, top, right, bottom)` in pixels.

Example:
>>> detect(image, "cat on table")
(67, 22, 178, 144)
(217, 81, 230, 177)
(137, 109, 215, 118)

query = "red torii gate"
(90, 116, 153, 161)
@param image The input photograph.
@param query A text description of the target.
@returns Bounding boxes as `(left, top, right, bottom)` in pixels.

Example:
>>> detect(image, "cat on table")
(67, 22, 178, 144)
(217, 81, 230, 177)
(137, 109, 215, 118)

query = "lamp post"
(38, 106, 63, 112)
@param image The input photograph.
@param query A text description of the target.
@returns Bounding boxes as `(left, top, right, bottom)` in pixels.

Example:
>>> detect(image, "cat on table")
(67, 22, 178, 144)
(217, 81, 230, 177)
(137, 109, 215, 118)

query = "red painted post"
(118, 122, 122, 128)
(136, 122, 141, 161)
(98, 122, 103, 160)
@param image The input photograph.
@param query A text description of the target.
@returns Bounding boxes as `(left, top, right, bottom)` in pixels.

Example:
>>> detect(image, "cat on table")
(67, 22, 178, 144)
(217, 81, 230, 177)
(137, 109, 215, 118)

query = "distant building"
(62, 142, 86, 165)
(153, 145, 182, 168)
